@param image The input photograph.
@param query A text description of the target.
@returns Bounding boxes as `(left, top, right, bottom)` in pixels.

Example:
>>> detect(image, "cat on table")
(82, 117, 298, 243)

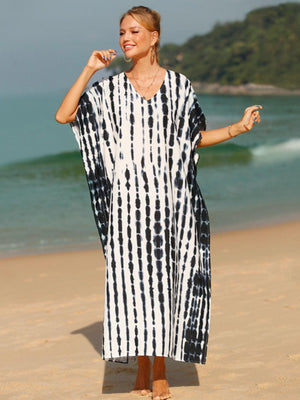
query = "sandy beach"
(0, 221, 299, 400)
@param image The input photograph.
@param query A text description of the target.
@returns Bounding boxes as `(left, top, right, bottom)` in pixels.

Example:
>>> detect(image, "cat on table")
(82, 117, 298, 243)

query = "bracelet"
(229, 124, 250, 138)
(228, 125, 234, 138)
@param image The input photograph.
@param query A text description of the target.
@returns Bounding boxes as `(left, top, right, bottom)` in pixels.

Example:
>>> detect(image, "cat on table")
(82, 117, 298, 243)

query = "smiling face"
(119, 15, 158, 60)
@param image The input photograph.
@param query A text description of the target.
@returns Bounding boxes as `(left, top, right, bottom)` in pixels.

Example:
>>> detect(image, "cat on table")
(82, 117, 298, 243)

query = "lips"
(124, 44, 135, 51)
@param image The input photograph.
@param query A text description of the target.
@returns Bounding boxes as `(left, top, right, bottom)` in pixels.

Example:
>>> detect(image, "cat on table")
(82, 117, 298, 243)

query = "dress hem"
(102, 352, 208, 365)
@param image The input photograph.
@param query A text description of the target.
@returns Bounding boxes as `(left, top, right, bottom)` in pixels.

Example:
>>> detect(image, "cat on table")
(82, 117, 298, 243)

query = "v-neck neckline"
(124, 69, 168, 102)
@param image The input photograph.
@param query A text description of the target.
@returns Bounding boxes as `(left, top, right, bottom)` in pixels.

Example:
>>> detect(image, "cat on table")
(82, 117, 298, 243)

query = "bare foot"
(130, 356, 151, 396)
(152, 379, 171, 400)
(152, 357, 172, 400)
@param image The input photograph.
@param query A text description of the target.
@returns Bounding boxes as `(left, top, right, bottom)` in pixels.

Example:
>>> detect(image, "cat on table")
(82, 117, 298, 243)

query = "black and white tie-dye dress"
(71, 70, 211, 364)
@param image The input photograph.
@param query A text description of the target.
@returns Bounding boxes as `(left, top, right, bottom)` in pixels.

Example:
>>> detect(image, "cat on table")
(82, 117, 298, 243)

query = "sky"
(1, 0, 298, 95)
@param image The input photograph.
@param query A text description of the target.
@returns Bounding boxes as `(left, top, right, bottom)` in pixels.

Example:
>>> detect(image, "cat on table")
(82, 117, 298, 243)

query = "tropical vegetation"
(109, 3, 300, 89)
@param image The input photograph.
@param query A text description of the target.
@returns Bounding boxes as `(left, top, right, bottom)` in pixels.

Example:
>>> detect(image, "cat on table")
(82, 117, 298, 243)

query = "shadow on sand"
(71, 321, 200, 394)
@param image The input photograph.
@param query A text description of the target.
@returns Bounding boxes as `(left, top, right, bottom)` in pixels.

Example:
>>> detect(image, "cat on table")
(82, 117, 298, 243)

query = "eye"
(132, 30, 139, 34)
(119, 32, 124, 36)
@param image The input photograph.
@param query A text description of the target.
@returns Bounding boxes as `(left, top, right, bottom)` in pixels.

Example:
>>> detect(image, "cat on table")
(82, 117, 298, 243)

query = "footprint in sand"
(287, 353, 300, 361)
(256, 382, 276, 390)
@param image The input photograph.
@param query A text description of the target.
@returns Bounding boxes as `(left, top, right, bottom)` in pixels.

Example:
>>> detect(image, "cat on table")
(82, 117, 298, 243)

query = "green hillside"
(110, 3, 300, 89)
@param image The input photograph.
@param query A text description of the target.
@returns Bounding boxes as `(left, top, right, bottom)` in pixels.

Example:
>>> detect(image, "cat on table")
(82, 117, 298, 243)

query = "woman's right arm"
(55, 49, 116, 124)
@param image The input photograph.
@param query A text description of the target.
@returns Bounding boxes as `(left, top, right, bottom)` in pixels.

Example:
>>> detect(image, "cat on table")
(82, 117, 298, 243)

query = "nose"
(120, 31, 132, 43)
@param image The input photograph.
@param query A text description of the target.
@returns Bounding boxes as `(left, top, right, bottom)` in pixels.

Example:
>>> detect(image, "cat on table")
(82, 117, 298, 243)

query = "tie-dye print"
(71, 70, 211, 363)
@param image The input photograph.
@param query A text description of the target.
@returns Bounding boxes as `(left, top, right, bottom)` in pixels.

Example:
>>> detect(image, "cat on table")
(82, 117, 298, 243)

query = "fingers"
(249, 111, 261, 128)
(248, 104, 262, 111)
(87, 49, 117, 72)
(241, 104, 262, 132)
(251, 106, 262, 126)
(98, 49, 117, 63)
(253, 113, 261, 125)
(91, 49, 117, 67)
(249, 105, 262, 117)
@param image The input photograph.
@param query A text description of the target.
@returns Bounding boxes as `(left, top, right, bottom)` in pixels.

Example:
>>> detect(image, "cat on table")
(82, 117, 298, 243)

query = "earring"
(123, 55, 132, 63)
(151, 46, 156, 63)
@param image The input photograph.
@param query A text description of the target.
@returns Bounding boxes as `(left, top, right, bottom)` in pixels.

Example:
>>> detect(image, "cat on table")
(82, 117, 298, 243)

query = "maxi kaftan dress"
(71, 70, 211, 364)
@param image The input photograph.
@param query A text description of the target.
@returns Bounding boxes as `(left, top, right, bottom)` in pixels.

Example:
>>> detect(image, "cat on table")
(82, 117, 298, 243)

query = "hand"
(239, 105, 262, 133)
(86, 49, 117, 72)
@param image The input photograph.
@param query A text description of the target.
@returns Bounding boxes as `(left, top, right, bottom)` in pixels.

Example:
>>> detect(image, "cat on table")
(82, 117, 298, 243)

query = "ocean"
(1, 92, 299, 257)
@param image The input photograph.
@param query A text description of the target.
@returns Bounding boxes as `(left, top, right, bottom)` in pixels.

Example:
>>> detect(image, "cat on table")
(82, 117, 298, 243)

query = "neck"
(129, 53, 159, 77)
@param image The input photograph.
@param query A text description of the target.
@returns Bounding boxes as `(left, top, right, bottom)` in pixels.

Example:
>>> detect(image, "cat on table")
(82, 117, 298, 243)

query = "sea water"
(1, 92, 299, 257)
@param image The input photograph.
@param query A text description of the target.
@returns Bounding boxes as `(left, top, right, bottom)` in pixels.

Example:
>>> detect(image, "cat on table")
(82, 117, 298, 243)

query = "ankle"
(153, 356, 167, 380)
(137, 355, 151, 367)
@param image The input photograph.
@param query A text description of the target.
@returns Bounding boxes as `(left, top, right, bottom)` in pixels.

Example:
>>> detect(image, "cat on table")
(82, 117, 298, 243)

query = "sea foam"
(251, 138, 300, 162)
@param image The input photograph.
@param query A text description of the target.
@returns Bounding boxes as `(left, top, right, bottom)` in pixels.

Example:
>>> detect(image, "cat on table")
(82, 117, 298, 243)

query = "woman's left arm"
(198, 105, 262, 148)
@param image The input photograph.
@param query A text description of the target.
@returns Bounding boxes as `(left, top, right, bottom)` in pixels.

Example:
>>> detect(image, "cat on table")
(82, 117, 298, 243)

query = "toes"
(153, 393, 172, 400)
(130, 389, 143, 395)
(141, 389, 151, 396)
(130, 390, 141, 395)
(130, 389, 151, 396)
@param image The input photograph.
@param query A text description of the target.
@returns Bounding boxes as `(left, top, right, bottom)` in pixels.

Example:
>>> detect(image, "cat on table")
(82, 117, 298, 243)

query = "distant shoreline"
(192, 81, 300, 96)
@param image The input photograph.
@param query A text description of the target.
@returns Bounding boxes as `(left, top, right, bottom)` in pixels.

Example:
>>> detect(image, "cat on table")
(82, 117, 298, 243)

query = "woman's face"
(119, 15, 157, 59)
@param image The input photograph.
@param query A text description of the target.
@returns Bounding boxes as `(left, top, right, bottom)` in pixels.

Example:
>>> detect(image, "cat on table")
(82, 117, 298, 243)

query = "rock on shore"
(192, 81, 300, 95)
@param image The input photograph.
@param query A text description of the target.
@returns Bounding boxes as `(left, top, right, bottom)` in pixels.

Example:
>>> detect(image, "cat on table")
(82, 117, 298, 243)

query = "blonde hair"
(120, 6, 161, 62)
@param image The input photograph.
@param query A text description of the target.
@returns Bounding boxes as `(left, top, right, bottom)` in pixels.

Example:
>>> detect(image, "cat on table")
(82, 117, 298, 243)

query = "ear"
(151, 31, 159, 46)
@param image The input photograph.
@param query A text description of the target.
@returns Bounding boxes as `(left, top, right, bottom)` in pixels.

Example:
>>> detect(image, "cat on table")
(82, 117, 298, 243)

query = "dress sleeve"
(188, 87, 206, 151)
(69, 94, 86, 148)
(69, 82, 112, 255)
(70, 85, 102, 168)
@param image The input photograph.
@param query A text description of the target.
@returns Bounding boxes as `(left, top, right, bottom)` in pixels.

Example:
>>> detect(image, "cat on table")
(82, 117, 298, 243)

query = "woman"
(56, 6, 261, 400)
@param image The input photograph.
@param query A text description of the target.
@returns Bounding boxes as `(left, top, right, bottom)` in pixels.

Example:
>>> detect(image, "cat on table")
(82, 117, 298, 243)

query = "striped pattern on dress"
(71, 70, 211, 364)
